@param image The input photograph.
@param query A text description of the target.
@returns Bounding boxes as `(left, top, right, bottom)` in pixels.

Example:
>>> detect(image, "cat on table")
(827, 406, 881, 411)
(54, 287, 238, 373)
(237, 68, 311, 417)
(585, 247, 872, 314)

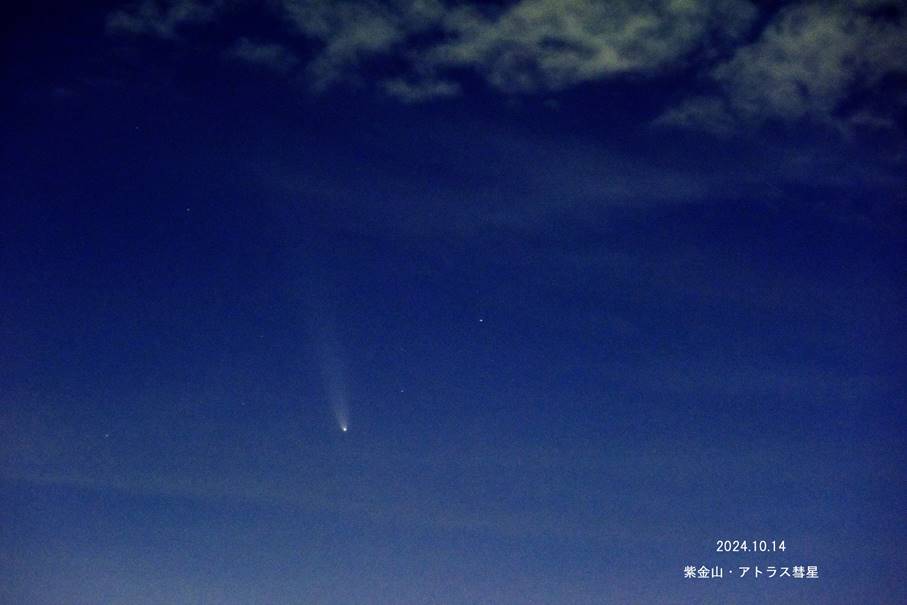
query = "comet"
(308, 303, 351, 434)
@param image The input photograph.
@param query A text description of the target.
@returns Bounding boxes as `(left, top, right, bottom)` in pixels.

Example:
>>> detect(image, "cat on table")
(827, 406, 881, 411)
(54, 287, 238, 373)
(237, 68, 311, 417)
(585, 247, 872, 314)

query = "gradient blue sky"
(2, 1, 906, 603)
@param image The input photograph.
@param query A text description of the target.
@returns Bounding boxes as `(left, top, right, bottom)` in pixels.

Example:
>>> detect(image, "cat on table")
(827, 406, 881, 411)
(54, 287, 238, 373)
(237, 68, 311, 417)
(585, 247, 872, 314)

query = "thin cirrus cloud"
(106, 0, 906, 135)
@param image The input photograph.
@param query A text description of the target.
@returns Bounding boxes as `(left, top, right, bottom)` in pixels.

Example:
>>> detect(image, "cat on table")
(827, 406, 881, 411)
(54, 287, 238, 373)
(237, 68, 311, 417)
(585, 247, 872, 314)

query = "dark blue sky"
(2, 1, 906, 603)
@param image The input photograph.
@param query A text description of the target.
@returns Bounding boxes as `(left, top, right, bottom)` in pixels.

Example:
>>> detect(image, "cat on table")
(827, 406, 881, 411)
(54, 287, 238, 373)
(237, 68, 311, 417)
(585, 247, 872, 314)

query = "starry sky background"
(2, 1, 906, 603)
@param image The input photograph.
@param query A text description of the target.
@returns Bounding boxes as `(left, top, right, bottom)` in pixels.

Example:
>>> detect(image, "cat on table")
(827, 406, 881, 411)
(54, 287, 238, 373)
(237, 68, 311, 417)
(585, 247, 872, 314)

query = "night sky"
(2, 1, 906, 603)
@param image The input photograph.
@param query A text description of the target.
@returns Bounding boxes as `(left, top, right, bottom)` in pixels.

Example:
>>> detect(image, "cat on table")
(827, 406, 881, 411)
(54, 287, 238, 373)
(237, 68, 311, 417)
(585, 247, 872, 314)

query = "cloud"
(106, 0, 907, 139)
(659, 1, 907, 132)
(380, 76, 460, 102)
(228, 38, 299, 73)
(423, 0, 756, 93)
(107, 0, 221, 38)
(278, 0, 446, 90)
(107, 0, 756, 94)
(653, 95, 736, 135)
(276, 0, 757, 94)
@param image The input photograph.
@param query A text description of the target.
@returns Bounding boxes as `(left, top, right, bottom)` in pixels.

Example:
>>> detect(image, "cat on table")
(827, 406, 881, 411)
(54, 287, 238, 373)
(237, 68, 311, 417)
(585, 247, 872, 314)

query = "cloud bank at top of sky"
(105, 0, 907, 137)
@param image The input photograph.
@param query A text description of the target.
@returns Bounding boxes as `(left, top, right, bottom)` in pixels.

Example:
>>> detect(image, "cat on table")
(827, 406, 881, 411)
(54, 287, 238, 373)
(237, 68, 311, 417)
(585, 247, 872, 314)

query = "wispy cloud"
(105, 0, 907, 139)
(658, 1, 907, 134)
(227, 38, 299, 73)
(107, 0, 222, 38)
(419, 0, 755, 93)
(278, 0, 445, 90)
(107, 0, 755, 95)
(381, 76, 460, 103)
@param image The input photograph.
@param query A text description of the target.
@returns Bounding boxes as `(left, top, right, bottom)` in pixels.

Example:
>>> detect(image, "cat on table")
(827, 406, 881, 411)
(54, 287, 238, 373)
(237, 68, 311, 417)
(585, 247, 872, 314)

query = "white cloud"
(659, 1, 907, 132)
(108, 0, 757, 94)
(425, 0, 756, 93)
(652, 95, 736, 135)
(106, 0, 907, 140)
(228, 38, 299, 73)
(107, 0, 221, 38)
(280, 0, 757, 95)
(278, 0, 445, 90)
(381, 76, 460, 102)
